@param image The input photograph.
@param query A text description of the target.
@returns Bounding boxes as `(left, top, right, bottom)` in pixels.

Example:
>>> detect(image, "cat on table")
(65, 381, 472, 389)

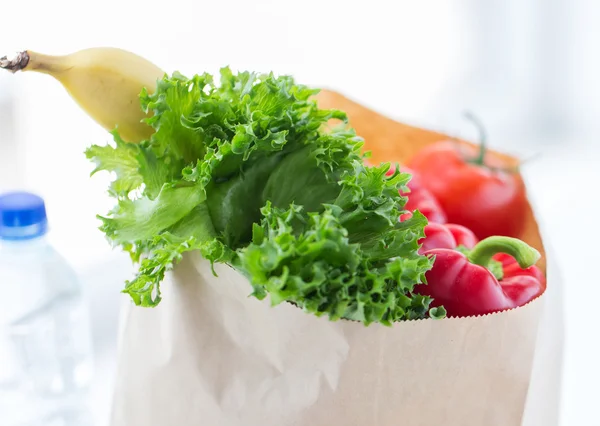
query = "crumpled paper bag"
(108, 90, 563, 426)
(109, 254, 560, 426)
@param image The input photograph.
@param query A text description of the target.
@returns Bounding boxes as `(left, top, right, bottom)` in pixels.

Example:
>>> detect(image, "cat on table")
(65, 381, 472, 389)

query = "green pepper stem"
(464, 112, 488, 166)
(467, 236, 541, 270)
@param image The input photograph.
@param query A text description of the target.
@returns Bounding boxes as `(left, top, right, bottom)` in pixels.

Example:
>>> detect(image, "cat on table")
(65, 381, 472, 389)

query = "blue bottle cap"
(0, 191, 48, 240)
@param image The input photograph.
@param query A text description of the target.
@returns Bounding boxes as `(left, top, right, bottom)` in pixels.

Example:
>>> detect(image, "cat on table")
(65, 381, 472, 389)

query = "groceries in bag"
(2, 47, 553, 426)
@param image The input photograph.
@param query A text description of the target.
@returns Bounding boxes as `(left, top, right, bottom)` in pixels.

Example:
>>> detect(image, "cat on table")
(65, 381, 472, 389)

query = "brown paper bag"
(108, 90, 562, 426)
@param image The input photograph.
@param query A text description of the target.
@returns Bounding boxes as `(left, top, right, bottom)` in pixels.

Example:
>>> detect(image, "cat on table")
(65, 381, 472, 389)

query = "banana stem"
(0, 51, 70, 75)
(0, 51, 29, 73)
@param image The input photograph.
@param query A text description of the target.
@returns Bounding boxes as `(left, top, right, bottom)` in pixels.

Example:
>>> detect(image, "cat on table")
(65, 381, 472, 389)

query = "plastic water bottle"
(0, 192, 94, 426)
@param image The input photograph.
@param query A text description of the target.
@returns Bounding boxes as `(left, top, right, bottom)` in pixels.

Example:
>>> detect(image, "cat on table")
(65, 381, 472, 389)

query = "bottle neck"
(0, 234, 49, 251)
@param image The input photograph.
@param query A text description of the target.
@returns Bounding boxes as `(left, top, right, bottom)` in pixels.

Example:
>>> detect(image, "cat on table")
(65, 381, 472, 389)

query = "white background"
(1, 1, 599, 425)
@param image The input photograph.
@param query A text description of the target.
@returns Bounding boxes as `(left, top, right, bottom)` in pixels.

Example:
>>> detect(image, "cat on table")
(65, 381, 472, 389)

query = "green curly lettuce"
(85, 67, 439, 324)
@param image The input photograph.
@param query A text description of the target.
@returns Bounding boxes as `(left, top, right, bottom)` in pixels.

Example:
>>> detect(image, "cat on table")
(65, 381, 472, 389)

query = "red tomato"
(407, 141, 527, 239)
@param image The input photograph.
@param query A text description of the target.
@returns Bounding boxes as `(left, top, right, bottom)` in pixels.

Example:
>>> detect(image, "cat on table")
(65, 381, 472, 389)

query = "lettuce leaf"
(234, 202, 433, 326)
(86, 67, 437, 323)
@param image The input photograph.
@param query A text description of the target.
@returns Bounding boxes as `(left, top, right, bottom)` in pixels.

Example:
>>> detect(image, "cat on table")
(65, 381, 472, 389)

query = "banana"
(0, 47, 165, 143)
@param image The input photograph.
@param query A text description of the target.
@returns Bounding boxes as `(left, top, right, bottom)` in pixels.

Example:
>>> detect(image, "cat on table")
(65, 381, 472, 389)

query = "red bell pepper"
(418, 222, 478, 254)
(384, 165, 447, 224)
(400, 187, 448, 224)
(494, 253, 547, 292)
(415, 236, 545, 317)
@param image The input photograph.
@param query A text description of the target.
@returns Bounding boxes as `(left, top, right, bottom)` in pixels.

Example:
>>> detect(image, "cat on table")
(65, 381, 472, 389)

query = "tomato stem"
(468, 236, 541, 271)
(464, 112, 488, 166)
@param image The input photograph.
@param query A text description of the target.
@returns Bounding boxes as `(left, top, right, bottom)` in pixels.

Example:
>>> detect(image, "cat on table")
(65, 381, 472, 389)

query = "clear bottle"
(0, 192, 94, 426)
